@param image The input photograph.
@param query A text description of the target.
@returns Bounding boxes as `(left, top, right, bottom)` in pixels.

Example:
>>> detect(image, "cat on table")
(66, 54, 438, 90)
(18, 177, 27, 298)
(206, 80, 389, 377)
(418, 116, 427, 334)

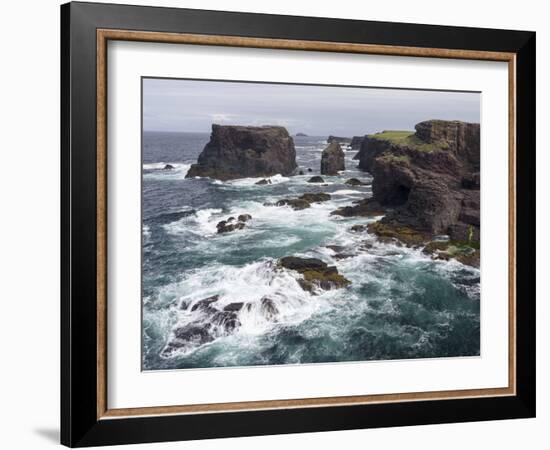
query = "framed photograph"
(61, 1, 536, 447)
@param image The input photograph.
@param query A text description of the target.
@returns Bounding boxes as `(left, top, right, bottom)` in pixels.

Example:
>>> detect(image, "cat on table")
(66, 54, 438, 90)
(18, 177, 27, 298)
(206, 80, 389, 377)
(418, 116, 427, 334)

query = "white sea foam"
(142, 162, 191, 179)
(331, 189, 365, 196)
(163, 208, 223, 236)
(156, 259, 336, 357)
(223, 174, 289, 187)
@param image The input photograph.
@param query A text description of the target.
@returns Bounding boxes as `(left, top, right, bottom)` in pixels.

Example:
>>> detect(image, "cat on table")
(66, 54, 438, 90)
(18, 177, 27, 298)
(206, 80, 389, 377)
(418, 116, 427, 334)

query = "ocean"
(142, 131, 480, 370)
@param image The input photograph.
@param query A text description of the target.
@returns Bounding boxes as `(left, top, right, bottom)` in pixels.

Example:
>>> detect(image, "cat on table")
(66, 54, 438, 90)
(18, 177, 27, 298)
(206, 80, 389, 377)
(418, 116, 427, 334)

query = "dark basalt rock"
(307, 176, 325, 183)
(299, 170, 304, 175)
(260, 297, 279, 321)
(275, 198, 311, 210)
(321, 142, 345, 175)
(295, 132, 308, 137)
(163, 164, 175, 170)
(350, 136, 365, 150)
(211, 311, 241, 333)
(216, 214, 252, 233)
(299, 192, 331, 203)
(255, 178, 272, 185)
(186, 124, 297, 180)
(462, 172, 480, 189)
(216, 219, 246, 233)
(279, 256, 350, 292)
(350, 224, 367, 232)
(307, 168, 313, 172)
(162, 324, 215, 356)
(274, 193, 331, 210)
(223, 302, 244, 312)
(345, 178, 367, 186)
(330, 198, 385, 217)
(190, 295, 219, 312)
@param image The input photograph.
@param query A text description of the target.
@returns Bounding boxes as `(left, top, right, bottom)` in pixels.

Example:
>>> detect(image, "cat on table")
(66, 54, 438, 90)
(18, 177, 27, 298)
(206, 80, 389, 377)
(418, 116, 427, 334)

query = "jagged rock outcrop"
(307, 176, 324, 183)
(278, 256, 350, 292)
(344, 178, 367, 186)
(186, 125, 297, 180)
(320, 142, 345, 175)
(354, 120, 480, 261)
(330, 198, 385, 217)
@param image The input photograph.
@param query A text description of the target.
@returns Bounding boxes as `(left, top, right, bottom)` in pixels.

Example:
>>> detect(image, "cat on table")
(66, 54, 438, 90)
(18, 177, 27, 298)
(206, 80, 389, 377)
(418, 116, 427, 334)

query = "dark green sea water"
(142, 131, 480, 370)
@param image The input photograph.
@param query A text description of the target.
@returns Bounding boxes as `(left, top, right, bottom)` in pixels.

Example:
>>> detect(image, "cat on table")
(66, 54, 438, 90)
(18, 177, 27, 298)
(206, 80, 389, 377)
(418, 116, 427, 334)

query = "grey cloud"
(143, 78, 480, 136)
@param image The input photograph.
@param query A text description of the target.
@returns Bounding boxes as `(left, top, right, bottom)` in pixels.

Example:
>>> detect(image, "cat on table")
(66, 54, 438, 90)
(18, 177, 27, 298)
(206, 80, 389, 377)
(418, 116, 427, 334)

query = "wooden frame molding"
(96, 29, 517, 421)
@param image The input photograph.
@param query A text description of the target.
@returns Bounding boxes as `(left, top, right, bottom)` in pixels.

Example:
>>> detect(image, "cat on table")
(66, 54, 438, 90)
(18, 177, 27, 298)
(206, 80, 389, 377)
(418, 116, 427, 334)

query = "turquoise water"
(142, 132, 480, 370)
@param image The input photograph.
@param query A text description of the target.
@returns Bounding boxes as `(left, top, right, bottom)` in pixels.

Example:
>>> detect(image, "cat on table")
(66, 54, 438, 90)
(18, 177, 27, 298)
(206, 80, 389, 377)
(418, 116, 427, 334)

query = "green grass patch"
(368, 130, 446, 152)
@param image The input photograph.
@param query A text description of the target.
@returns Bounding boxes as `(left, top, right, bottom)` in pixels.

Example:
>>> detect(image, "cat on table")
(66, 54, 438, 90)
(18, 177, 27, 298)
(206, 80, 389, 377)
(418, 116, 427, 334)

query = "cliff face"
(186, 125, 297, 180)
(350, 136, 364, 150)
(320, 142, 345, 175)
(357, 120, 480, 246)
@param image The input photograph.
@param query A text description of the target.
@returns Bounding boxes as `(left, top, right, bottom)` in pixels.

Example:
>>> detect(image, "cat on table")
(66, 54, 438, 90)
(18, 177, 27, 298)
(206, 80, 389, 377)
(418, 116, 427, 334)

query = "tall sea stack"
(186, 125, 297, 180)
(320, 142, 345, 175)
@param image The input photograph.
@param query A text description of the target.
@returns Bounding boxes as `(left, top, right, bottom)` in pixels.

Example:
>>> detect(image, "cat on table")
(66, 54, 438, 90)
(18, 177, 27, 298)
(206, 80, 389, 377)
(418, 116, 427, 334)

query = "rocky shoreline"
(161, 120, 481, 356)
(185, 121, 480, 267)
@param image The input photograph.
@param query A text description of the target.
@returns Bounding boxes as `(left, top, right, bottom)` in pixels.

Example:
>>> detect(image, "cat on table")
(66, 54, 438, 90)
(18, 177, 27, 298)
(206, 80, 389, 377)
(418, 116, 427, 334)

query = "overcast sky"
(143, 78, 480, 136)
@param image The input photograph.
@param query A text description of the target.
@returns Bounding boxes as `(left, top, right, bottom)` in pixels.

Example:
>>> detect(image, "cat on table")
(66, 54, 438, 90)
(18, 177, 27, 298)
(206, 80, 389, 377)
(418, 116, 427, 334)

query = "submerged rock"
(216, 219, 245, 233)
(344, 178, 367, 186)
(162, 324, 215, 356)
(274, 193, 331, 210)
(275, 198, 311, 210)
(223, 302, 244, 312)
(190, 295, 219, 312)
(307, 168, 313, 172)
(255, 178, 272, 185)
(186, 124, 297, 180)
(298, 170, 304, 175)
(423, 240, 480, 268)
(163, 164, 175, 170)
(367, 221, 429, 247)
(307, 176, 325, 183)
(298, 192, 331, 203)
(279, 256, 350, 292)
(260, 297, 279, 321)
(350, 224, 367, 232)
(330, 198, 385, 217)
(320, 142, 345, 175)
(216, 214, 252, 233)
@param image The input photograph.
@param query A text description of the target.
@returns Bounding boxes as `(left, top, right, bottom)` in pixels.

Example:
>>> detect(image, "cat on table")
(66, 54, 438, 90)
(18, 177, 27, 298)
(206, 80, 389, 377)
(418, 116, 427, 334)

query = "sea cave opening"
(388, 184, 411, 206)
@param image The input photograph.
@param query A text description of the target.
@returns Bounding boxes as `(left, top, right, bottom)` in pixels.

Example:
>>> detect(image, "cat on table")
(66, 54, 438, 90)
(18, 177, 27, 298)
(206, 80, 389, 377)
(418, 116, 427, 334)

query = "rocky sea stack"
(355, 120, 480, 263)
(321, 142, 345, 175)
(186, 125, 297, 180)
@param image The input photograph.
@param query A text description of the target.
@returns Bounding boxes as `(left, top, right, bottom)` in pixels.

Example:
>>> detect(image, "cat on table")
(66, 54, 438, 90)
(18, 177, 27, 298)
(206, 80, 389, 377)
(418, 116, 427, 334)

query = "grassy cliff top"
(368, 130, 446, 152)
